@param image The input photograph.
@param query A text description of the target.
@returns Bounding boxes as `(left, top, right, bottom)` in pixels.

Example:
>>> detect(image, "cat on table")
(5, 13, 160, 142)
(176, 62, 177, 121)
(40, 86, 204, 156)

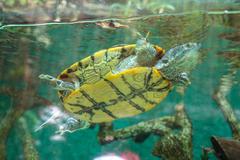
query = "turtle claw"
(56, 118, 90, 135)
(39, 74, 56, 81)
(176, 72, 191, 86)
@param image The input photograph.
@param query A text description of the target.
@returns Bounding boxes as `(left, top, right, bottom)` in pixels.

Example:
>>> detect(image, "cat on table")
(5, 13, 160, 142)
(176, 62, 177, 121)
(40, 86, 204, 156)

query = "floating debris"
(96, 20, 129, 29)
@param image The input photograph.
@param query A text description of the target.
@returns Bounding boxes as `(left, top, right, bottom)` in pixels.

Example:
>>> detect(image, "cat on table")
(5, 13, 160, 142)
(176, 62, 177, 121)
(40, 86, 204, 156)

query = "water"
(0, 1, 240, 160)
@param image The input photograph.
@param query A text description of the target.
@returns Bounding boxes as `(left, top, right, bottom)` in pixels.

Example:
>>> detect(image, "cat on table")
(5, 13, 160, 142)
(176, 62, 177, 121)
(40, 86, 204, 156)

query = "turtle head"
(155, 42, 201, 83)
(135, 38, 157, 66)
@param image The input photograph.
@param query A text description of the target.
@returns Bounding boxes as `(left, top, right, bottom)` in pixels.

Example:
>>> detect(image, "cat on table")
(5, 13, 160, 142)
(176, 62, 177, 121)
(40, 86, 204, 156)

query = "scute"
(57, 45, 136, 83)
(63, 67, 172, 123)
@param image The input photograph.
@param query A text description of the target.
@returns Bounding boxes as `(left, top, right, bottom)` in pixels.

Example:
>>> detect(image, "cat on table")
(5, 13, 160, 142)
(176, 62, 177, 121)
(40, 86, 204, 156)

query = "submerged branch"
(98, 104, 192, 159)
(0, 87, 51, 160)
(213, 68, 240, 140)
(152, 104, 192, 160)
(18, 118, 39, 160)
(0, 105, 25, 159)
(98, 116, 174, 144)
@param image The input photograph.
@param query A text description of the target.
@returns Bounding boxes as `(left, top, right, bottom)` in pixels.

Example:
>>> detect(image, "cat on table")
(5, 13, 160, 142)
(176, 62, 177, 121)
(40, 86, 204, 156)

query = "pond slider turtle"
(40, 39, 200, 123)
(41, 38, 165, 101)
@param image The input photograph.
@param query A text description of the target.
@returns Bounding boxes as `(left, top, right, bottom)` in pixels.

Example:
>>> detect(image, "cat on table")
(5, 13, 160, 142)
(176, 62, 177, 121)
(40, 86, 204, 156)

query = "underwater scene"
(0, 0, 240, 160)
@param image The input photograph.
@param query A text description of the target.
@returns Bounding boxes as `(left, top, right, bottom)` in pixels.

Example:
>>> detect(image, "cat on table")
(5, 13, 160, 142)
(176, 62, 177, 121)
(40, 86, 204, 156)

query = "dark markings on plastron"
(144, 68, 153, 88)
(95, 64, 104, 78)
(90, 55, 98, 73)
(78, 61, 83, 68)
(84, 63, 89, 68)
(119, 47, 132, 59)
(128, 100, 145, 112)
(90, 55, 95, 63)
(121, 47, 127, 53)
(109, 99, 118, 105)
(82, 68, 101, 83)
(143, 70, 172, 93)
(149, 76, 164, 88)
(104, 50, 115, 72)
(150, 83, 171, 93)
(79, 90, 117, 119)
(67, 68, 74, 73)
(80, 90, 96, 105)
(104, 49, 109, 61)
(121, 75, 158, 105)
(96, 102, 117, 118)
(103, 78, 146, 112)
(67, 103, 95, 118)
(119, 47, 126, 59)
(68, 103, 89, 110)
(138, 93, 158, 104)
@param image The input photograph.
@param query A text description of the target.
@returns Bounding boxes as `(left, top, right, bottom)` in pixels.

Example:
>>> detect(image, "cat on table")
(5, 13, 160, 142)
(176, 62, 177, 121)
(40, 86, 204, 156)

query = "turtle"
(39, 39, 201, 124)
(40, 37, 165, 102)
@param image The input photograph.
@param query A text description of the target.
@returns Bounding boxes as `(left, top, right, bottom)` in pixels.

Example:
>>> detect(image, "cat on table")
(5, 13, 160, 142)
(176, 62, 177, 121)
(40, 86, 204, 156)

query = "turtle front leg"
(39, 74, 75, 91)
(175, 72, 191, 86)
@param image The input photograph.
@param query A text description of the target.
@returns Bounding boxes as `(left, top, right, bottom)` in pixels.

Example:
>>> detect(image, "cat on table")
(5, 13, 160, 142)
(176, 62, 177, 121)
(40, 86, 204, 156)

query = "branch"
(98, 104, 192, 159)
(98, 116, 174, 144)
(213, 67, 240, 140)
(0, 87, 51, 160)
(152, 104, 192, 160)
(18, 118, 39, 160)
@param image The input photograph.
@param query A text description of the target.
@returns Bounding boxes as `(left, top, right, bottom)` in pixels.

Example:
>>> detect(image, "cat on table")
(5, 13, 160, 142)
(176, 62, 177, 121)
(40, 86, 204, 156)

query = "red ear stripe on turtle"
(154, 45, 165, 58)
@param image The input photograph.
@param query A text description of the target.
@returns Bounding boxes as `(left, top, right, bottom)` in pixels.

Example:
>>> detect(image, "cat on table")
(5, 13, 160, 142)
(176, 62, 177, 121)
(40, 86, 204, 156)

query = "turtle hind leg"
(39, 74, 75, 91)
